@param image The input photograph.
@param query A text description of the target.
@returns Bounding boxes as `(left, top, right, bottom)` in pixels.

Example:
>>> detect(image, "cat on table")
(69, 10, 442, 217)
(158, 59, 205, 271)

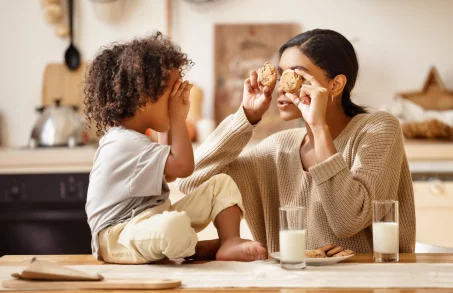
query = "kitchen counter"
(404, 139, 453, 161)
(1, 254, 453, 292)
(0, 140, 451, 174)
(0, 145, 96, 174)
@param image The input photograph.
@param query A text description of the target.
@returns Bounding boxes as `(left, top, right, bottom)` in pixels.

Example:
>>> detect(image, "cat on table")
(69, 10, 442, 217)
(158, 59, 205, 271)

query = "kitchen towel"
(1, 259, 453, 289)
(382, 95, 453, 126)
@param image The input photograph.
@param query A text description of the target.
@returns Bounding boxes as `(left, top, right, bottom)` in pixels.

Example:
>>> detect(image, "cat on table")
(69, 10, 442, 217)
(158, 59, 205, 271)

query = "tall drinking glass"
(279, 206, 306, 270)
(372, 200, 399, 262)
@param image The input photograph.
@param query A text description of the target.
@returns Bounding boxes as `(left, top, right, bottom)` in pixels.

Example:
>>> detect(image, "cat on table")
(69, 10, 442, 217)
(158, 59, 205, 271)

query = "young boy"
(84, 32, 267, 264)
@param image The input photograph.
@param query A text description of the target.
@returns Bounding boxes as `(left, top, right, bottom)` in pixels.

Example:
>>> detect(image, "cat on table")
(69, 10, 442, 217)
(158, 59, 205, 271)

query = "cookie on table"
(326, 246, 344, 257)
(320, 244, 336, 252)
(258, 62, 278, 88)
(279, 69, 303, 94)
(333, 249, 355, 257)
(306, 249, 327, 258)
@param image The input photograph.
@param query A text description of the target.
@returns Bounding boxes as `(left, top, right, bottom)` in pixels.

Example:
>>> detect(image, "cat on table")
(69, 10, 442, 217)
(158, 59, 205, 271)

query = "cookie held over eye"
(279, 69, 303, 94)
(258, 62, 278, 88)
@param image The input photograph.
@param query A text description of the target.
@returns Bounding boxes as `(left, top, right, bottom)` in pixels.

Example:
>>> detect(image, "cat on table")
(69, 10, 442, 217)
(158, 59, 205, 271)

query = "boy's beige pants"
(98, 174, 243, 264)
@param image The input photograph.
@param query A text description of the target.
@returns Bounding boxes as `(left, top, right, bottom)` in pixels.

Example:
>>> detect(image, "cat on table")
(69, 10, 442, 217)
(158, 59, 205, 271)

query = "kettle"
(29, 99, 84, 148)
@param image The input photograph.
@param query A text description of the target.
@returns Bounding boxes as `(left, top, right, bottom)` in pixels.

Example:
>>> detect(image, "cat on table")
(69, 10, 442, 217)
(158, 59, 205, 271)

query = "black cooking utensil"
(64, 0, 81, 70)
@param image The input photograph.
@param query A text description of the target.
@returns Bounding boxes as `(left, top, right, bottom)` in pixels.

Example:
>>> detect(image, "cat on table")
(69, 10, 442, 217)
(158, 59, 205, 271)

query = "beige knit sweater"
(178, 107, 416, 253)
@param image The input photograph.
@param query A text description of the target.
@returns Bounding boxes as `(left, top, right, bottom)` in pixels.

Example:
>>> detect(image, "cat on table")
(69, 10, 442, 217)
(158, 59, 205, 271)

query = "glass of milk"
(372, 200, 399, 262)
(279, 206, 306, 270)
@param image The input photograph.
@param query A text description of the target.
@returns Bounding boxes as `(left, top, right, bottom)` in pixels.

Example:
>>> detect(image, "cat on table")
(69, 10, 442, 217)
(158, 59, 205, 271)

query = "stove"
(0, 146, 96, 256)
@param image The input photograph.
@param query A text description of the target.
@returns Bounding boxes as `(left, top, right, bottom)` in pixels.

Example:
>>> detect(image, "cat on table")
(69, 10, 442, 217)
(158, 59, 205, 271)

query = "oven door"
(0, 173, 92, 256)
(0, 202, 92, 255)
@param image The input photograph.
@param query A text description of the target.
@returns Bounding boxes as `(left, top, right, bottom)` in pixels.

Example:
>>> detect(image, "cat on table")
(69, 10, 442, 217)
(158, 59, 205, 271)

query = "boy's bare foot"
(216, 237, 267, 262)
(185, 239, 220, 261)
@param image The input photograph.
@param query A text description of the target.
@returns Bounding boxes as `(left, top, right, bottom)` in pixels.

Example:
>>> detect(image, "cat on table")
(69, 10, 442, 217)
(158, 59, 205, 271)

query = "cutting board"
(3, 258, 181, 290)
(42, 62, 87, 107)
(2, 279, 181, 290)
(42, 62, 99, 141)
(11, 258, 103, 281)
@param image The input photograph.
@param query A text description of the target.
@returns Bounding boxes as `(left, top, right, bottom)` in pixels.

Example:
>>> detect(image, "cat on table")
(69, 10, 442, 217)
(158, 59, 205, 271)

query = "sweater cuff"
(233, 106, 261, 131)
(309, 153, 348, 184)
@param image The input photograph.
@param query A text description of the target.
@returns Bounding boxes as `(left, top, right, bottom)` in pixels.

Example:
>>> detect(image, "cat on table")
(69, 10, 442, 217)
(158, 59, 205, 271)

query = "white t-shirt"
(86, 126, 171, 259)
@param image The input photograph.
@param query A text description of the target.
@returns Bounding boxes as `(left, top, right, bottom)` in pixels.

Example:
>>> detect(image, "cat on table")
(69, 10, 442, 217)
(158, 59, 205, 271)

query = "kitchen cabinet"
(412, 177, 453, 248)
(405, 140, 453, 248)
(1, 139, 452, 251)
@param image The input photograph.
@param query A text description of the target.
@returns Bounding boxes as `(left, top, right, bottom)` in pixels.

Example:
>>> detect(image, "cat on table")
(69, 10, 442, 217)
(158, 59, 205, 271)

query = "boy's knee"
(210, 174, 233, 183)
(160, 211, 191, 235)
(160, 211, 197, 258)
(208, 174, 237, 190)
(208, 174, 240, 195)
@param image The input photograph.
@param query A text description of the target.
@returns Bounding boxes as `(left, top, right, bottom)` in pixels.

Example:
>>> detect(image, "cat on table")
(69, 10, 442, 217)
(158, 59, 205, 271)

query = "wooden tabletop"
(1, 254, 453, 293)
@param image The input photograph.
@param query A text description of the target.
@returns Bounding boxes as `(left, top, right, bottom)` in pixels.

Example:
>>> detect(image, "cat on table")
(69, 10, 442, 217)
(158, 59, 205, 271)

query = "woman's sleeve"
(309, 112, 414, 241)
(178, 107, 257, 194)
(178, 106, 278, 248)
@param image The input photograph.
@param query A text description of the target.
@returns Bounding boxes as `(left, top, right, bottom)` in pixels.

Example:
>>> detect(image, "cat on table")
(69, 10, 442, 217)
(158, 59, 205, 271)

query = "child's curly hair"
(84, 32, 193, 136)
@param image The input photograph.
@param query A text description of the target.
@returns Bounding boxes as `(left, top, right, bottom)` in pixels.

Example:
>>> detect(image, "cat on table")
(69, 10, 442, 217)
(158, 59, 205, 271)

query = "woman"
(178, 29, 415, 254)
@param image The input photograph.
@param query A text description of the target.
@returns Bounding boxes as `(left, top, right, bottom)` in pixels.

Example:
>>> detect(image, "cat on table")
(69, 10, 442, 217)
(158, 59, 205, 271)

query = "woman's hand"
(242, 71, 275, 125)
(286, 70, 337, 163)
(285, 69, 329, 128)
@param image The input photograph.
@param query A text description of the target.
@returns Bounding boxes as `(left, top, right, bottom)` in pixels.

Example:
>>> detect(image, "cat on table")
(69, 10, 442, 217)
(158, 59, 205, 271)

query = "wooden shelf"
(404, 139, 453, 161)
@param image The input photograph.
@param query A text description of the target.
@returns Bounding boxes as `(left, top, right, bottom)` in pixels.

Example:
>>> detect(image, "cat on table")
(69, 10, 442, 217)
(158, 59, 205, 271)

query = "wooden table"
(1, 254, 453, 293)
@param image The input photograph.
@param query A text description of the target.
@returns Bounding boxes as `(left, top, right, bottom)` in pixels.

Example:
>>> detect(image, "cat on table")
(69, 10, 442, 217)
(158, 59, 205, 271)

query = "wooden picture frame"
(214, 23, 303, 141)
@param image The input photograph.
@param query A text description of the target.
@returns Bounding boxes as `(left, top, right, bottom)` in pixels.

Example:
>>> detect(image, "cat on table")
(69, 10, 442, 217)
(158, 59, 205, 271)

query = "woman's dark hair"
(279, 29, 366, 117)
(84, 31, 193, 136)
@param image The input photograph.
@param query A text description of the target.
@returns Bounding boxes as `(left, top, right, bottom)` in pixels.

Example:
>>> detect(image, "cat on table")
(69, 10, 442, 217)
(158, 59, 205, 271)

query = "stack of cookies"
(306, 244, 354, 258)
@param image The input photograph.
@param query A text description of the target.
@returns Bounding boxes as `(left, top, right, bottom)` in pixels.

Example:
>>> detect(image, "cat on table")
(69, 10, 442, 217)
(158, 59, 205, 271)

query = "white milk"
(372, 222, 399, 254)
(279, 230, 306, 262)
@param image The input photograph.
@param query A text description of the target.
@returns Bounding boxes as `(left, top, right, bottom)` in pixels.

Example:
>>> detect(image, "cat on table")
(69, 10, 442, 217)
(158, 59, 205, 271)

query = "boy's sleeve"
(129, 142, 171, 197)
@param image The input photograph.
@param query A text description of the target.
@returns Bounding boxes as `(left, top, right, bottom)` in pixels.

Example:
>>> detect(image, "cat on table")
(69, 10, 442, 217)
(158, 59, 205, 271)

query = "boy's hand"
(164, 80, 195, 179)
(169, 80, 193, 122)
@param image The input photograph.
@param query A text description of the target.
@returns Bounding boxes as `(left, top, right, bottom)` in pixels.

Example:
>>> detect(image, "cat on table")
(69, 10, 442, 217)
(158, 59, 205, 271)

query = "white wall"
(1, 0, 453, 147)
(0, 0, 168, 147)
(173, 0, 453, 122)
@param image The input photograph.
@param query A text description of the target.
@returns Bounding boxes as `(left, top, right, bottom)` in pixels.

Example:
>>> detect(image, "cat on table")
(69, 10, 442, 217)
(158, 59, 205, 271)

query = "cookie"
(333, 249, 355, 257)
(306, 249, 327, 258)
(320, 244, 336, 252)
(279, 69, 303, 94)
(258, 62, 277, 88)
(305, 250, 316, 258)
(326, 246, 344, 257)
